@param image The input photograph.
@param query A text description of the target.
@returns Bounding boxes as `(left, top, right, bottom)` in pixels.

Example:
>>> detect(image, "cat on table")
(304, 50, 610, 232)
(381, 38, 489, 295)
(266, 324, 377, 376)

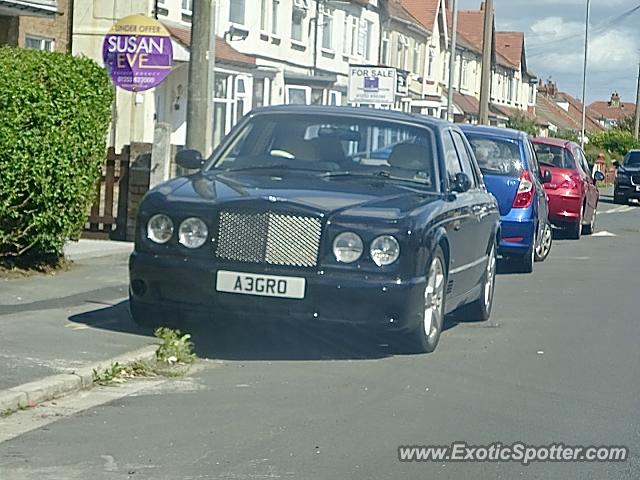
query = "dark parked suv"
(613, 150, 640, 204)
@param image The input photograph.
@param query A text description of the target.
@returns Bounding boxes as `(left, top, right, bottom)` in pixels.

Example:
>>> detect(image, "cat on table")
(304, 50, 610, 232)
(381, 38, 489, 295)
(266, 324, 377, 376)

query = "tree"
(507, 112, 538, 136)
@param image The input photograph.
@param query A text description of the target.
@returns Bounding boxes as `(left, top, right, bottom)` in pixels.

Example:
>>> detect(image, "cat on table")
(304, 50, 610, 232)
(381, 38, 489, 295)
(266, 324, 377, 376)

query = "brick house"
(588, 93, 637, 129)
(0, 0, 71, 53)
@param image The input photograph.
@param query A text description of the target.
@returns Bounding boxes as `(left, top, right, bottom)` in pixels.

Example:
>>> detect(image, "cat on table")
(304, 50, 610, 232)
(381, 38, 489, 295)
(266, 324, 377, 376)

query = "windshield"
(209, 113, 438, 189)
(465, 135, 523, 176)
(533, 143, 576, 169)
(623, 151, 640, 166)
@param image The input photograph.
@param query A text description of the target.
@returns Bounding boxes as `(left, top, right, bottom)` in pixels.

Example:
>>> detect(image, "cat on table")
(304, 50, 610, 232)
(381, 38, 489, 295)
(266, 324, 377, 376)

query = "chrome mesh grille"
(632, 175, 640, 185)
(216, 211, 322, 267)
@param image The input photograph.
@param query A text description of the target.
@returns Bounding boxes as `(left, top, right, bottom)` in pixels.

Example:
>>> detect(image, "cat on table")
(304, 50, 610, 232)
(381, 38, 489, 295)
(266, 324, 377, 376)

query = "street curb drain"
(0, 344, 158, 416)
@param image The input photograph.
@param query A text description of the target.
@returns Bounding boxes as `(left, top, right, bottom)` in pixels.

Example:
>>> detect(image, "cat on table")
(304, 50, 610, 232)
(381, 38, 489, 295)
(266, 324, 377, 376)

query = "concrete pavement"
(1, 200, 639, 479)
(0, 248, 154, 392)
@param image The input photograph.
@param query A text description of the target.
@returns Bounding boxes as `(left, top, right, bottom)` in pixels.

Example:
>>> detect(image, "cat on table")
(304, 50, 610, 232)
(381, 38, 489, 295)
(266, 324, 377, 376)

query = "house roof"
(536, 94, 601, 134)
(163, 21, 256, 66)
(456, 10, 486, 53)
(453, 90, 480, 115)
(385, 0, 426, 29)
(401, 0, 441, 31)
(588, 100, 636, 122)
(495, 31, 523, 68)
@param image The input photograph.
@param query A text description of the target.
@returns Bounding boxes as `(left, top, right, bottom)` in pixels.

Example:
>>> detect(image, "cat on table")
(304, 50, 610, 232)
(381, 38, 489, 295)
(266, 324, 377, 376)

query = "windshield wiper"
(320, 170, 432, 186)
(215, 165, 323, 174)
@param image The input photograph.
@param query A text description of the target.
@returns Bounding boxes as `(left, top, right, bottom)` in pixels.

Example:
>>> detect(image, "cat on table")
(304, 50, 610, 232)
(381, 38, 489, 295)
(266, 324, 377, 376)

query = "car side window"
(451, 131, 478, 188)
(442, 131, 463, 185)
(577, 149, 592, 177)
(525, 139, 541, 180)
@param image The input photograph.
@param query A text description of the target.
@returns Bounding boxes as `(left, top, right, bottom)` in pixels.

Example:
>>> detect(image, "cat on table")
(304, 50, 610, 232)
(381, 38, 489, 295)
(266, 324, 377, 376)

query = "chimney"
(610, 92, 621, 108)
(480, 2, 485, 11)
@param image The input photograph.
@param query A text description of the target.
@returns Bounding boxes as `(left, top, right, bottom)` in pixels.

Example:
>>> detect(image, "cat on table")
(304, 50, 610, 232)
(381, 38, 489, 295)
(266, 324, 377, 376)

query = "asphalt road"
(1, 195, 639, 479)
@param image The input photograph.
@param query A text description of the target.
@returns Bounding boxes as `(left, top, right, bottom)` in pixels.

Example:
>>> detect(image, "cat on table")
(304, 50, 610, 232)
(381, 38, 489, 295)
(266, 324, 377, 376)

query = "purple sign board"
(102, 15, 173, 92)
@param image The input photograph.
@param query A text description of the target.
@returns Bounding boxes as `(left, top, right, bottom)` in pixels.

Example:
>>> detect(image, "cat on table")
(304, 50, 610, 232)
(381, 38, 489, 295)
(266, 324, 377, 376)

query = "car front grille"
(215, 211, 322, 267)
(632, 175, 640, 185)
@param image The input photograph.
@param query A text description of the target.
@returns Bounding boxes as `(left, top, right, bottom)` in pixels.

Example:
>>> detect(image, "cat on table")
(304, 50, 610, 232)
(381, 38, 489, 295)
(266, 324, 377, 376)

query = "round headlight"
(147, 214, 174, 244)
(333, 232, 363, 263)
(370, 235, 400, 266)
(178, 217, 208, 249)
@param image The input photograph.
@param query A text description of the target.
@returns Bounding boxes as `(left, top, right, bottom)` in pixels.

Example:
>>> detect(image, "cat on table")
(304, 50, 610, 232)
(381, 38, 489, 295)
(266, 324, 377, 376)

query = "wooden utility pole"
(186, 0, 216, 157)
(634, 63, 640, 140)
(478, 0, 493, 125)
(446, 0, 459, 122)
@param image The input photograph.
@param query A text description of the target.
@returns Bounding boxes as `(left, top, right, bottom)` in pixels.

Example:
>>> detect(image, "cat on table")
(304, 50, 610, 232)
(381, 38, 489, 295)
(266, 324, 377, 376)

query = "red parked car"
(532, 138, 605, 239)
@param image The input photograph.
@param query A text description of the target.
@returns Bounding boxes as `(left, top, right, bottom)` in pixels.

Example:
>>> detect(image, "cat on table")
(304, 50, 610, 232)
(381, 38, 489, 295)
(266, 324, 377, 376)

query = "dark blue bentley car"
(129, 106, 500, 353)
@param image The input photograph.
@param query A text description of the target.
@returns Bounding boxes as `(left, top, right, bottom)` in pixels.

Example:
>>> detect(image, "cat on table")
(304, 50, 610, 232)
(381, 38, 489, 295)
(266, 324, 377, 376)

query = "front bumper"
(615, 184, 640, 200)
(129, 252, 426, 331)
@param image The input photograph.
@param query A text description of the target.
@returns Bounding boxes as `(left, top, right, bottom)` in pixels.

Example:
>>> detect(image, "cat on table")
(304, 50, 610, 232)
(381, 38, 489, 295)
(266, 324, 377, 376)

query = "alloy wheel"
(424, 257, 445, 340)
(484, 246, 497, 308)
(536, 223, 552, 260)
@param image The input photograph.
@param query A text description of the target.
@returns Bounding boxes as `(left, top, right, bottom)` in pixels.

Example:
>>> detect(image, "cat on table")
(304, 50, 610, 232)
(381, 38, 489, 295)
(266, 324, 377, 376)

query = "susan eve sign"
(103, 15, 173, 92)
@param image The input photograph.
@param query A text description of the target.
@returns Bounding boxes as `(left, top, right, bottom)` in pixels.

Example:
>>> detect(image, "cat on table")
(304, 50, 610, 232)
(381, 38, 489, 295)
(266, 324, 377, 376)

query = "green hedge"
(0, 47, 114, 261)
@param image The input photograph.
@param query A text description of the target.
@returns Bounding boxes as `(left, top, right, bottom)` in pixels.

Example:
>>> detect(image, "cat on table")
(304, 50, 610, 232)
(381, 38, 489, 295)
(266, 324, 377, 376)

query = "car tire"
(400, 247, 447, 354)
(567, 204, 583, 240)
(582, 207, 596, 235)
(460, 243, 497, 322)
(613, 192, 626, 205)
(129, 295, 183, 330)
(514, 242, 534, 273)
(534, 222, 553, 262)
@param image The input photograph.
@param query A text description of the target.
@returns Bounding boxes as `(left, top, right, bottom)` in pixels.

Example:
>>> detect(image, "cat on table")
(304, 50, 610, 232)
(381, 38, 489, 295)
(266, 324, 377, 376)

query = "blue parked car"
(460, 125, 552, 273)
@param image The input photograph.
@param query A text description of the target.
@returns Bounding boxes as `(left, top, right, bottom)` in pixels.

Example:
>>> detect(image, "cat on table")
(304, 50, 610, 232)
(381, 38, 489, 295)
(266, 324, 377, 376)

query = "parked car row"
(128, 105, 605, 355)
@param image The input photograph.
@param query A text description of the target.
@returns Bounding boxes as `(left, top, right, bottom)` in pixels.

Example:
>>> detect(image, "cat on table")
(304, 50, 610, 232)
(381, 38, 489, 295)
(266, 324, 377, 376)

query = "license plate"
(216, 270, 306, 299)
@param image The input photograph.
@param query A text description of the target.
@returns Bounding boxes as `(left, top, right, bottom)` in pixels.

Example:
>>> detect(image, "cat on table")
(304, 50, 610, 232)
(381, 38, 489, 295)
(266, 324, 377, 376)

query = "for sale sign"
(102, 15, 173, 92)
(348, 66, 397, 105)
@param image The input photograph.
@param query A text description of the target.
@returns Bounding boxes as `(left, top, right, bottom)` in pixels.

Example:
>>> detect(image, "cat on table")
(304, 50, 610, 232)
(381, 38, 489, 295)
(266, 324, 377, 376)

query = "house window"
(342, 16, 349, 54)
(413, 42, 422, 74)
(286, 86, 310, 104)
(260, 0, 268, 31)
(271, 0, 279, 35)
(381, 30, 390, 65)
(350, 17, 358, 55)
(507, 74, 514, 102)
(229, 0, 245, 25)
(528, 84, 535, 104)
(461, 58, 468, 89)
(291, 5, 305, 42)
(427, 46, 435, 77)
(363, 20, 373, 60)
(25, 36, 54, 51)
(397, 36, 409, 70)
(181, 0, 193, 14)
(329, 91, 342, 106)
(321, 7, 333, 50)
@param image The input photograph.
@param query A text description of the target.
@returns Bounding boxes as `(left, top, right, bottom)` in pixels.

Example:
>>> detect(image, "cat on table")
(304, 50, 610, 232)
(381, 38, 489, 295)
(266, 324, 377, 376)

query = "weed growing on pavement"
(92, 328, 196, 386)
(154, 327, 196, 365)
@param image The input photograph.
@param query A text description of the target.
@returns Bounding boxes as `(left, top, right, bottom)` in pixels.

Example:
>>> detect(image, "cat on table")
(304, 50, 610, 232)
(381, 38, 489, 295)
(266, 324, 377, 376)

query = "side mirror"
(176, 149, 204, 170)
(452, 172, 472, 193)
(541, 169, 552, 183)
(612, 160, 620, 168)
(593, 171, 605, 182)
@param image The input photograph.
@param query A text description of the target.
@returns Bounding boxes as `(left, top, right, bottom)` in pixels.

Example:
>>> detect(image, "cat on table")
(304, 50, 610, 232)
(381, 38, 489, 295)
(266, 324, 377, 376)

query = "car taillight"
(512, 170, 534, 209)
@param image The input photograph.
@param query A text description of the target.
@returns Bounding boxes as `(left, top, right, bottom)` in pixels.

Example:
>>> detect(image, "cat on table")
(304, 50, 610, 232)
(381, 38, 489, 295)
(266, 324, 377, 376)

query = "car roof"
(532, 137, 573, 148)
(458, 124, 526, 141)
(248, 105, 453, 130)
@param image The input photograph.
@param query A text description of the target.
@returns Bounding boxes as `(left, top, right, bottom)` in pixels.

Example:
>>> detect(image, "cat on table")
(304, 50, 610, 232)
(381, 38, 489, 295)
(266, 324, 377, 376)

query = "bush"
(507, 112, 538, 136)
(551, 128, 580, 143)
(589, 128, 640, 158)
(0, 47, 114, 261)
